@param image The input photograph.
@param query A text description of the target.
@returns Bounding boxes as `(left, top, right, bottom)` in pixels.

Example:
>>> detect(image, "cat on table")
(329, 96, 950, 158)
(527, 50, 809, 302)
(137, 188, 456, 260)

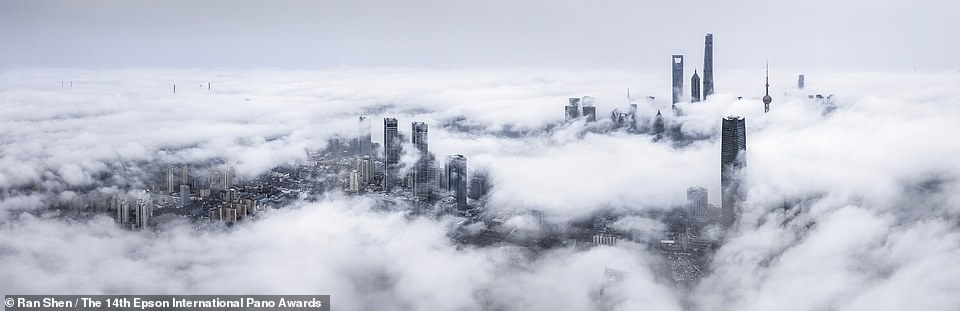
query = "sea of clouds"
(1, 68, 958, 310)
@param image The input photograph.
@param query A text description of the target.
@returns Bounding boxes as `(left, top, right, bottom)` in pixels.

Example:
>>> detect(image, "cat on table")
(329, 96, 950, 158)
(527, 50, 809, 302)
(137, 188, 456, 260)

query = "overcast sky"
(2, 0, 958, 70)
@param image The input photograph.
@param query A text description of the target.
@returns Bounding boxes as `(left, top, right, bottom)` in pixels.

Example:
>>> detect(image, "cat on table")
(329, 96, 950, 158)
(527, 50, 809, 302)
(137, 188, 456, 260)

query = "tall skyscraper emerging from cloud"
(445, 154, 467, 214)
(798, 74, 805, 89)
(565, 97, 581, 122)
(358, 115, 372, 156)
(691, 70, 701, 103)
(721, 115, 746, 228)
(581, 96, 596, 122)
(383, 117, 400, 190)
(672, 55, 684, 105)
(411, 122, 431, 198)
(703, 33, 714, 99)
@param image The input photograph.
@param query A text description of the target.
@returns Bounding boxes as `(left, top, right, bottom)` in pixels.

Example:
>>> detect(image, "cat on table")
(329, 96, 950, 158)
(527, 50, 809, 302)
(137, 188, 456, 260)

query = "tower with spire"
(691, 70, 701, 103)
(763, 62, 773, 113)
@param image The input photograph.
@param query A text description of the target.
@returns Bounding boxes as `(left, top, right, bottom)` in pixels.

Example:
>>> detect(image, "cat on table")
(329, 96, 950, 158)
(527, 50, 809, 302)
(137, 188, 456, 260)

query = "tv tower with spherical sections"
(763, 62, 773, 113)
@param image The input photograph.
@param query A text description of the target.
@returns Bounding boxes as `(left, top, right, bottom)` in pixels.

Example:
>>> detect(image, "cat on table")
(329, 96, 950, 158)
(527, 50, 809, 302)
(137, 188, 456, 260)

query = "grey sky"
(2, 0, 957, 70)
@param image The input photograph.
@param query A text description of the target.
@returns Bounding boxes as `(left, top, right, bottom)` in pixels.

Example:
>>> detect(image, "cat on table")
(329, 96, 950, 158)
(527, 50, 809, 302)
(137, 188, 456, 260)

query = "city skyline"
(1, 2, 959, 310)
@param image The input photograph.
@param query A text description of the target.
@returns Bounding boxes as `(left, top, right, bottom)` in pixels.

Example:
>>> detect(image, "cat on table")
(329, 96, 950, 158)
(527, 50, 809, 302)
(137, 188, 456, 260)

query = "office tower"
(384, 118, 400, 165)
(687, 186, 708, 223)
(445, 155, 468, 214)
(581, 96, 597, 122)
(166, 165, 176, 193)
(798, 74, 805, 89)
(179, 185, 190, 208)
(691, 70, 702, 103)
(358, 115, 372, 156)
(703, 33, 714, 98)
(763, 63, 773, 113)
(383, 118, 400, 190)
(411, 122, 432, 198)
(653, 110, 665, 138)
(565, 98, 581, 122)
(721, 115, 747, 228)
(672, 54, 684, 105)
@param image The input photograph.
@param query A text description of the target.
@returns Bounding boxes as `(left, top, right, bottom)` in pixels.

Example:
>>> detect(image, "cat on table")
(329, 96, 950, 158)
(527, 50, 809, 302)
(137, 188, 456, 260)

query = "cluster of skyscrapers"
(564, 96, 597, 122)
(672, 33, 716, 107)
(349, 115, 488, 215)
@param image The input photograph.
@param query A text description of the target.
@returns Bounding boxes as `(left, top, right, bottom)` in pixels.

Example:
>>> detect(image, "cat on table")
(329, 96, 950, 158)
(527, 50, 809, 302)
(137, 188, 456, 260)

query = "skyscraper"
(445, 154, 467, 214)
(383, 117, 400, 190)
(134, 195, 151, 229)
(358, 115, 372, 156)
(166, 165, 176, 193)
(687, 186, 708, 223)
(581, 96, 596, 122)
(798, 74, 805, 89)
(691, 70, 701, 103)
(357, 156, 373, 185)
(180, 163, 189, 186)
(653, 110, 665, 139)
(469, 170, 489, 200)
(565, 97, 581, 122)
(763, 63, 773, 113)
(703, 33, 714, 98)
(348, 170, 361, 193)
(721, 115, 746, 228)
(672, 54, 684, 105)
(411, 122, 432, 198)
(179, 185, 190, 208)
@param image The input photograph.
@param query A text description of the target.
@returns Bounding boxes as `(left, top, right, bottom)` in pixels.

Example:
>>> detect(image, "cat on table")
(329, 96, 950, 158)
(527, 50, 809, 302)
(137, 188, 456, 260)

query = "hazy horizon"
(2, 0, 959, 71)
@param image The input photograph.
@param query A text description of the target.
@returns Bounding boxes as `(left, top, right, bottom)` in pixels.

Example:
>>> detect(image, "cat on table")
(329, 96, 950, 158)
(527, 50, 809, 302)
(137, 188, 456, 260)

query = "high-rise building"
(469, 171, 489, 200)
(358, 115, 372, 156)
(445, 155, 467, 214)
(348, 169, 361, 192)
(180, 163, 189, 186)
(763, 63, 773, 113)
(721, 115, 747, 228)
(687, 186, 708, 223)
(166, 165, 176, 193)
(703, 33, 714, 98)
(564, 98, 581, 122)
(691, 70, 702, 103)
(653, 110, 665, 139)
(581, 96, 597, 122)
(221, 167, 234, 190)
(383, 117, 400, 190)
(115, 196, 129, 225)
(134, 195, 151, 229)
(672, 54, 684, 105)
(411, 122, 432, 198)
(798, 74, 805, 89)
(357, 156, 373, 185)
(179, 185, 190, 208)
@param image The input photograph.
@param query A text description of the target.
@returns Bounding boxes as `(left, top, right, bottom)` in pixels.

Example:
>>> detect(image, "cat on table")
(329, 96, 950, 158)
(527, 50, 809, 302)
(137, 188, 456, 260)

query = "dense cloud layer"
(1, 68, 959, 310)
